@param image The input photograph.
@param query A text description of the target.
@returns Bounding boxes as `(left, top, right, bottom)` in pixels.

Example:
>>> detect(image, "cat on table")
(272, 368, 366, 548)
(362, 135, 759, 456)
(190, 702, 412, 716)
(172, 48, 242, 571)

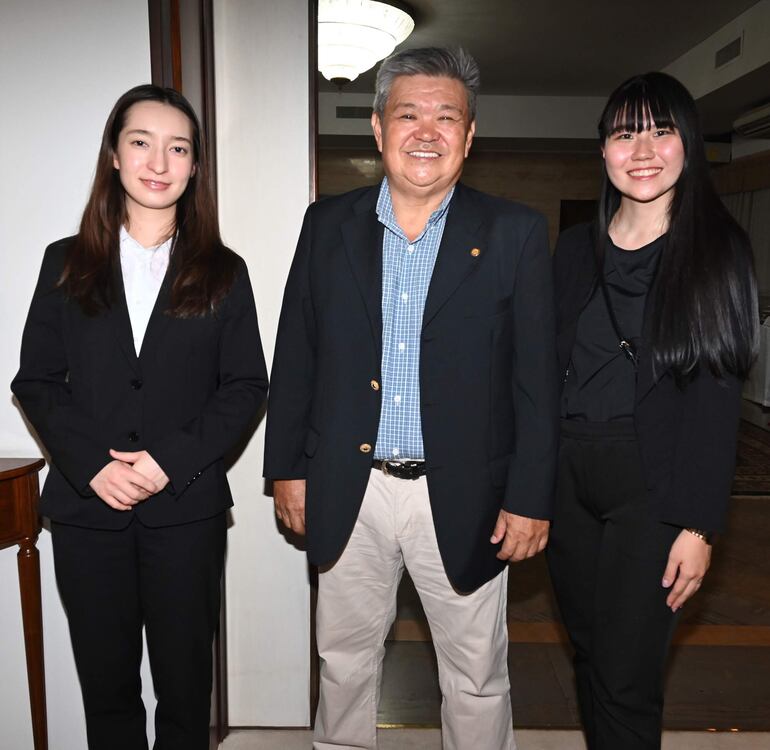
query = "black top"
(563, 233, 664, 421)
(554, 221, 745, 533)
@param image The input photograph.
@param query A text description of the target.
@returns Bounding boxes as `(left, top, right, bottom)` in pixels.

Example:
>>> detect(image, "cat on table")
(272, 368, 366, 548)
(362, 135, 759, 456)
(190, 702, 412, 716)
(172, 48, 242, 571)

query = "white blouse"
(119, 226, 172, 356)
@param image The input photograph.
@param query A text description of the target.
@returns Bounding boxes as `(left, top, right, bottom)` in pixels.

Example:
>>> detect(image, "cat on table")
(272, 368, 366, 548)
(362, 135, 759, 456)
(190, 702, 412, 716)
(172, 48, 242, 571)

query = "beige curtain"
(723, 188, 770, 302)
(724, 188, 770, 405)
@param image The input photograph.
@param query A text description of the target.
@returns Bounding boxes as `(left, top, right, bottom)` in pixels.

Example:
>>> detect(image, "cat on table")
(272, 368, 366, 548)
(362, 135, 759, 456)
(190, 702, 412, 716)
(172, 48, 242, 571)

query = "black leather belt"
(372, 459, 426, 480)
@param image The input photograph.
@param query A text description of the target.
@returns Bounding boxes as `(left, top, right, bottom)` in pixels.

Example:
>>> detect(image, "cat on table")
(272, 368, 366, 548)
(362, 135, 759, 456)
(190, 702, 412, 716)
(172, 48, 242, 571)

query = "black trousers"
(51, 512, 226, 750)
(546, 420, 681, 750)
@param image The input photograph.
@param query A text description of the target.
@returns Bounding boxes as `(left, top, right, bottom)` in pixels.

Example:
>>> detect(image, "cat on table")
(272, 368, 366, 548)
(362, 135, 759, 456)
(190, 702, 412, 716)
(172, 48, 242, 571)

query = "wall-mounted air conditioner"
(733, 103, 770, 138)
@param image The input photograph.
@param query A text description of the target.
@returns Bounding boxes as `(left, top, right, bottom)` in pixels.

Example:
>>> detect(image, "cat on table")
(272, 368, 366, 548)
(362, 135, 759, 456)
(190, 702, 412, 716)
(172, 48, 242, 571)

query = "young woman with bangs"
(12, 85, 268, 750)
(547, 72, 758, 749)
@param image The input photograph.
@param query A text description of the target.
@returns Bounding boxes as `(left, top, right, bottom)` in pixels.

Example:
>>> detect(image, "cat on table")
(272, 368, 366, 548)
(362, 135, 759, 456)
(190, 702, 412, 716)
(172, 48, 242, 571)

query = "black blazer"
(12, 237, 268, 529)
(554, 222, 743, 533)
(264, 182, 559, 592)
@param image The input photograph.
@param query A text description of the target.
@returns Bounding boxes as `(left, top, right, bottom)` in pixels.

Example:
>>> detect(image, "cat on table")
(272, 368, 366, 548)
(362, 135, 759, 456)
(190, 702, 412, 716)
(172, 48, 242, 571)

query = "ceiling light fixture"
(318, 0, 415, 85)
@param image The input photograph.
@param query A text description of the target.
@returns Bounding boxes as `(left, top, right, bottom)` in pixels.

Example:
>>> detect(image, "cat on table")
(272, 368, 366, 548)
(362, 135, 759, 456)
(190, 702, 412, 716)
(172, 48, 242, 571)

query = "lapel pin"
(470, 248, 481, 257)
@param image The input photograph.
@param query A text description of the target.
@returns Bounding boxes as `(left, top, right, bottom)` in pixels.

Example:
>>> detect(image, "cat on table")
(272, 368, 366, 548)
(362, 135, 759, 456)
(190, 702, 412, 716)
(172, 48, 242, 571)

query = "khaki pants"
(313, 469, 515, 750)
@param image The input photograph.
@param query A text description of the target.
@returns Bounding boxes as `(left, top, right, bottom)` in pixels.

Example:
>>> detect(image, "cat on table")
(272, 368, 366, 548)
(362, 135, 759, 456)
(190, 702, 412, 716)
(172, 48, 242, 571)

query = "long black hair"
(61, 84, 237, 317)
(597, 72, 758, 382)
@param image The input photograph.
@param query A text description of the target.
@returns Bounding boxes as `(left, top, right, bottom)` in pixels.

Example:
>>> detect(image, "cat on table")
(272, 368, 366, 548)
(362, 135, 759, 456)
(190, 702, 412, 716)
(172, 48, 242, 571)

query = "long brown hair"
(60, 84, 237, 317)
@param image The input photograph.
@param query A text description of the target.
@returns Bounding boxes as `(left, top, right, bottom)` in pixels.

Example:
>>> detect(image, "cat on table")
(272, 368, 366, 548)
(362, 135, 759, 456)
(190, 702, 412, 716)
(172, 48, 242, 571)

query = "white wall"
(214, 0, 312, 726)
(0, 2, 152, 748)
(664, 0, 770, 99)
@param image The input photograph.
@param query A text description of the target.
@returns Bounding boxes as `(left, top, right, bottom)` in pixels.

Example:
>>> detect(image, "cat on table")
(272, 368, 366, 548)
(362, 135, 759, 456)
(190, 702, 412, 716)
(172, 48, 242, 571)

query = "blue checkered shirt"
(374, 178, 455, 461)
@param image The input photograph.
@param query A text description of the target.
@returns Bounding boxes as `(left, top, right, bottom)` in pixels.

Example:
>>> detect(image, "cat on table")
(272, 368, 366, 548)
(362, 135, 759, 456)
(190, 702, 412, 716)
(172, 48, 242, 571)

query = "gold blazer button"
(470, 247, 481, 257)
(359, 443, 372, 454)
(370, 379, 380, 391)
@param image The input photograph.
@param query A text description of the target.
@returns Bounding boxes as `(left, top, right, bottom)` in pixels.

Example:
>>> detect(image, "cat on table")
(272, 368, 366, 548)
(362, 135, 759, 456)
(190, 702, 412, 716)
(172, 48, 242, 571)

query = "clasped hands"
(89, 449, 169, 511)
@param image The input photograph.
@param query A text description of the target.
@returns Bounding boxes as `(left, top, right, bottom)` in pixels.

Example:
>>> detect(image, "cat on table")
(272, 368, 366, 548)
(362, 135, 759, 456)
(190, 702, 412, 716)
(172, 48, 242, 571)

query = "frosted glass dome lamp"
(318, 0, 415, 85)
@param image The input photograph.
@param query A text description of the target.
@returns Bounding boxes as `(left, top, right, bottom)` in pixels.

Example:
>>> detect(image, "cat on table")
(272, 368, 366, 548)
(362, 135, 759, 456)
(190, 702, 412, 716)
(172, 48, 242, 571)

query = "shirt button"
(359, 443, 372, 454)
(370, 379, 380, 391)
(407, 245, 415, 254)
(394, 395, 401, 404)
(392, 448, 400, 457)
(401, 293, 408, 302)
(398, 342, 405, 351)
(130, 379, 143, 390)
(128, 431, 139, 442)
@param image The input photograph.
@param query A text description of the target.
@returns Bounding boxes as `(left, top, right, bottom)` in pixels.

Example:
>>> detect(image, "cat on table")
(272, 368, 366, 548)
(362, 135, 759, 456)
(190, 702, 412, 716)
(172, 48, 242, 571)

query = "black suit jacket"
(12, 237, 268, 529)
(554, 222, 743, 533)
(264, 182, 559, 591)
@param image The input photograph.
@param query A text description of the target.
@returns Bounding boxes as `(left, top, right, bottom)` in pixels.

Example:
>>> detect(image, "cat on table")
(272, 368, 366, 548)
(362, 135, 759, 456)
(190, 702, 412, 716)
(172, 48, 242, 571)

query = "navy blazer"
(554, 222, 743, 533)
(12, 237, 268, 529)
(264, 182, 559, 592)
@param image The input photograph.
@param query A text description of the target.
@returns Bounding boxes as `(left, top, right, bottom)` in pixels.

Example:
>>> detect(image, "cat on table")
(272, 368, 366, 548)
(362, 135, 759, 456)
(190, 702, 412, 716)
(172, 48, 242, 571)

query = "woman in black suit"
(547, 72, 757, 749)
(12, 85, 268, 750)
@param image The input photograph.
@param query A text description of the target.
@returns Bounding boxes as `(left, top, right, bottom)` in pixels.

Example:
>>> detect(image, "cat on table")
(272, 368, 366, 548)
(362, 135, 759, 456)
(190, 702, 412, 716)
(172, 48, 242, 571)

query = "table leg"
(18, 534, 48, 750)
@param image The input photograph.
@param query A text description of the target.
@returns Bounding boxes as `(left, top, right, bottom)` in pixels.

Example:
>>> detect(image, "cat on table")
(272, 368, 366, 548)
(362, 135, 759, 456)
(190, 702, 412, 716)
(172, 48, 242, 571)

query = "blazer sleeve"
(11, 242, 110, 495)
(661, 369, 743, 533)
(263, 207, 317, 479)
(147, 259, 269, 493)
(502, 214, 560, 518)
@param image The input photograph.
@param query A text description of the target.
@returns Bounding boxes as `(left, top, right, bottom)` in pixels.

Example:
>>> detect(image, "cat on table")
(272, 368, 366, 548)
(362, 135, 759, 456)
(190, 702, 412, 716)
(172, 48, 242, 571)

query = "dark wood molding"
(309, 566, 319, 727)
(309, 0, 319, 203)
(148, 0, 179, 88)
(148, 3, 225, 745)
(200, 0, 218, 199)
(308, 0, 320, 726)
(713, 149, 770, 194)
(170, 0, 183, 90)
(213, 570, 229, 745)
(148, 0, 164, 85)
(149, 0, 217, 199)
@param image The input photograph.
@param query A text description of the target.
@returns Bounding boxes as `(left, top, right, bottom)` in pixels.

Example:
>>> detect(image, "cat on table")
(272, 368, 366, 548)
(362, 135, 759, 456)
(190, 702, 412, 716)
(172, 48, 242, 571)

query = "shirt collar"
(119, 225, 173, 255)
(376, 177, 455, 242)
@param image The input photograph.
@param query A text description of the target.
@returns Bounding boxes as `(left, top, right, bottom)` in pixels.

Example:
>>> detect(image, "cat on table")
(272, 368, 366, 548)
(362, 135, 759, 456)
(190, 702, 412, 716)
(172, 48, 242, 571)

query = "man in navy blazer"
(265, 47, 559, 749)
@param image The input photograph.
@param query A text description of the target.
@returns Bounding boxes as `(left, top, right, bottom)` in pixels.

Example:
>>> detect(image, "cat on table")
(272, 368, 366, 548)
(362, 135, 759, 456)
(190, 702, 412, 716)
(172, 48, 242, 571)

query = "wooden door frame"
(148, 0, 218, 198)
(147, 2, 225, 746)
(149, 0, 321, 738)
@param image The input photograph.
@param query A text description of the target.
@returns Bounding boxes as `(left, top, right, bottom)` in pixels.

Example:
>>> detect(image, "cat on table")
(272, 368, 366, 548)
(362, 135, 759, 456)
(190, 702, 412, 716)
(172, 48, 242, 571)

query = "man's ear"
(464, 120, 476, 157)
(371, 112, 384, 153)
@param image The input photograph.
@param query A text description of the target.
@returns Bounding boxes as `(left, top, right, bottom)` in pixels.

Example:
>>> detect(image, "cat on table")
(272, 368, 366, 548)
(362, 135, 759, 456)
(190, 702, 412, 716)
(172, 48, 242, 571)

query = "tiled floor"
(222, 728, 770, 749)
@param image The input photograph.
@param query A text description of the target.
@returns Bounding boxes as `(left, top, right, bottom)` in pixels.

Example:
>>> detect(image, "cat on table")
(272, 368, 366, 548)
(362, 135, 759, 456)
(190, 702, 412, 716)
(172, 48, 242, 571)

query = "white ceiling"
(318, 0, 769, 136)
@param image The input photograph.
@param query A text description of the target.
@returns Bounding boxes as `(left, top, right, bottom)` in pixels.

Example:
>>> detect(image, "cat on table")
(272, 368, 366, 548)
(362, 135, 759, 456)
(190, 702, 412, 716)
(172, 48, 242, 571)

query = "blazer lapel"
(422, 183, 484, 330)
(138, 260, 174, 363)
(341, 188, 384, 358)
(109, 260, 141, 374)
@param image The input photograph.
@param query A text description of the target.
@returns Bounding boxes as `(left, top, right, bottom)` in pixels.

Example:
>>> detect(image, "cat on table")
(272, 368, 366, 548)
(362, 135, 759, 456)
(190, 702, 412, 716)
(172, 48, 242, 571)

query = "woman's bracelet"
(685, 528, 712, 544)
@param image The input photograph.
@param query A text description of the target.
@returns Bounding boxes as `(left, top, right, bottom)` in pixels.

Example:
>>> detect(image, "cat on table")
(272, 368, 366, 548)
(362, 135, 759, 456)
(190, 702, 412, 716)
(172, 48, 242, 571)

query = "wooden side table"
(0, 458, 47, 750)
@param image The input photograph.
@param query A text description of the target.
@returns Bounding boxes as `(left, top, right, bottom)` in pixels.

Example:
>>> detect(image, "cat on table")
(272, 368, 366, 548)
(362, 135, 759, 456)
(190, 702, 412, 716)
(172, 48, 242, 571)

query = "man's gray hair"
(373, 47, 481, 121)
